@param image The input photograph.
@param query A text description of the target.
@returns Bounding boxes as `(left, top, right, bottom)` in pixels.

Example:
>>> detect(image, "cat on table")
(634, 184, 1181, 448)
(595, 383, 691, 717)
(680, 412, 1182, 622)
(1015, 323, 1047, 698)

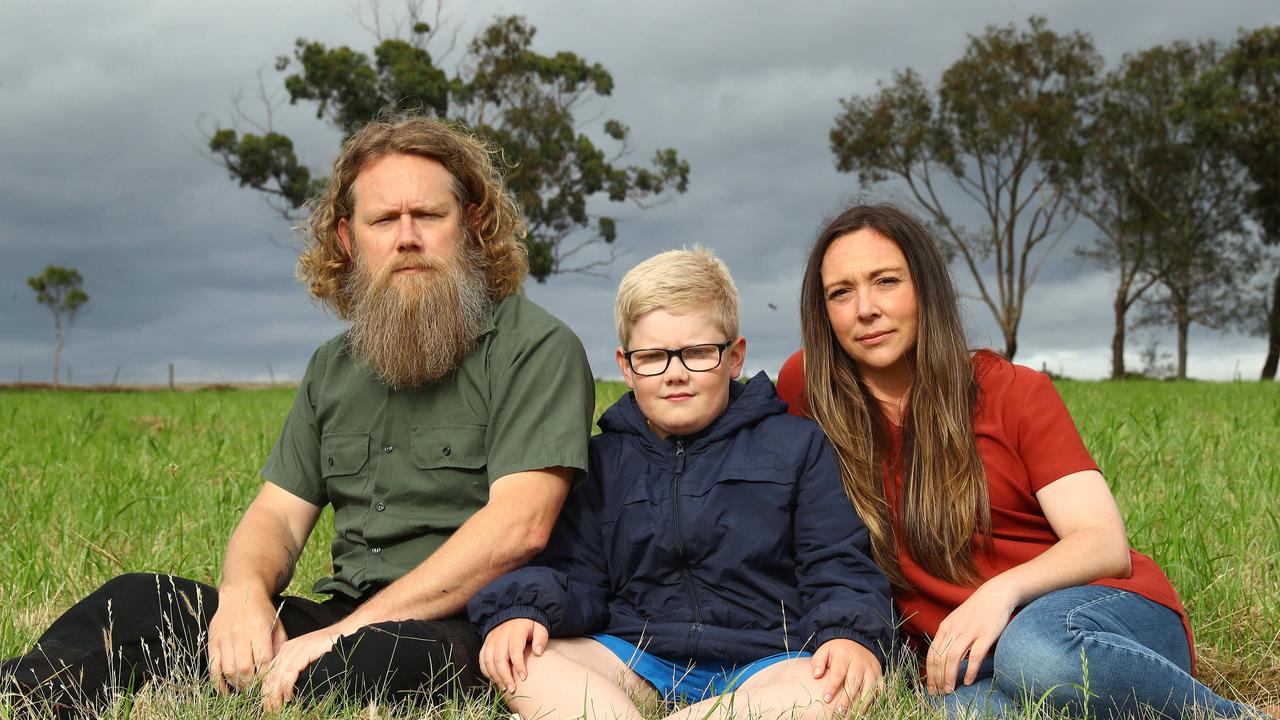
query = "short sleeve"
(261, 346, 328, 506)
(1011, 367, 1099, 492)
(484, 316, 594, 484)
(776, 349, 808, 417)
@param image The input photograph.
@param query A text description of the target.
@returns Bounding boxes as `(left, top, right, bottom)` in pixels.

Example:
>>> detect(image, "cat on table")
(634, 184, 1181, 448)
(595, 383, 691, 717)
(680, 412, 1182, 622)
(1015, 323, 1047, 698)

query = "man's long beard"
(342, 247, 490, 389)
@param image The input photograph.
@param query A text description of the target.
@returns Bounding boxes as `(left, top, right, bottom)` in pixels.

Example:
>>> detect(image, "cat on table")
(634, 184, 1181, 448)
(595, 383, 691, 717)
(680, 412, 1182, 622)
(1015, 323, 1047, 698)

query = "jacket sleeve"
(467, 450, 612, 638)
(793, 430, 895, 665)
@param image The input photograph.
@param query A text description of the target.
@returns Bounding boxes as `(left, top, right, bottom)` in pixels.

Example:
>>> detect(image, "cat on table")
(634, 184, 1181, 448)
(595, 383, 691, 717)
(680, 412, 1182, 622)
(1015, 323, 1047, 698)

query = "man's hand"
(810, 638, 883, 713)
(209, 482, 321, 693)
(207, 585, 287, 693)
(925, 578, 1018, 696)
(479, 618, 549, 693)
(260, 625, 350, 710)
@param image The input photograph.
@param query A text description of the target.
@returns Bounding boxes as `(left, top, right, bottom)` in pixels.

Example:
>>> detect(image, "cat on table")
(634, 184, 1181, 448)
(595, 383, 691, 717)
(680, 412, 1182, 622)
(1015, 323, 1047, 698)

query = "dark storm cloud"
(1, 0, 1276, 384)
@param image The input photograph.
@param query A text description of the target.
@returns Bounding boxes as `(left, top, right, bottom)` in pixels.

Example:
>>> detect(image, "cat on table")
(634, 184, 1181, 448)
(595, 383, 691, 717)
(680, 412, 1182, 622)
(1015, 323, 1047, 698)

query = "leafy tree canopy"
(1182, 26, 1280, 379)
(1184, 26, 1280, 244)
(210, 12, 689, 281)
(831, 16, 1101, 359)
(28, 265, 89, 317)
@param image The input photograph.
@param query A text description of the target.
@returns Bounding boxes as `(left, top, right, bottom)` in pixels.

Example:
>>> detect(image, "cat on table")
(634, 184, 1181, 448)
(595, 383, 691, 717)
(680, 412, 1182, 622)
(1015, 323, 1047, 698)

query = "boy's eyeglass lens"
(624, 340, 733, 376)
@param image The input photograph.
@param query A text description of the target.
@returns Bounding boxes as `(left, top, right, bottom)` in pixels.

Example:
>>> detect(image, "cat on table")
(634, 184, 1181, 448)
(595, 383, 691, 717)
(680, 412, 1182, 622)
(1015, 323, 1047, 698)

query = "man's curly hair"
(299, 116, 529, 319)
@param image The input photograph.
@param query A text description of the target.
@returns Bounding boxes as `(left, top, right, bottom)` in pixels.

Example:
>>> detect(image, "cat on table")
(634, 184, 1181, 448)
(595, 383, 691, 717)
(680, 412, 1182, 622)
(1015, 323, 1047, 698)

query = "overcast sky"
(3, 0, 1277, 385)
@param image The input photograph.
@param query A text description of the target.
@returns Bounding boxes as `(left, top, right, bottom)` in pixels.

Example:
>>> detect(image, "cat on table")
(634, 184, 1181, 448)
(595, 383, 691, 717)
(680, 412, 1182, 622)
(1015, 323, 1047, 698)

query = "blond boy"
(469, 248, 892, 719)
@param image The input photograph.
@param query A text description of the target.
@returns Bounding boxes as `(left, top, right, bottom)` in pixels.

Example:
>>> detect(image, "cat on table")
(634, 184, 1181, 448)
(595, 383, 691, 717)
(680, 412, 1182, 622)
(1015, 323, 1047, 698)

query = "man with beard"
(0, 117, 595, 715)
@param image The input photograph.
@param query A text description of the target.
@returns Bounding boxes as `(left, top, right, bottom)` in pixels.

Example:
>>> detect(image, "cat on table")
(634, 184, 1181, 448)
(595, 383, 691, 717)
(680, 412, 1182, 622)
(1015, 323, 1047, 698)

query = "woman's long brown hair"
(799, 203, 989, 589)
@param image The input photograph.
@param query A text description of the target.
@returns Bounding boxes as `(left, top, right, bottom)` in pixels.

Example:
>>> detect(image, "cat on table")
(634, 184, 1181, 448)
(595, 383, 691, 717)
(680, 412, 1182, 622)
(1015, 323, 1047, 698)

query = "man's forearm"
(333, 469, 571, 633)
(336, 505, 542, 631)
(218, 485, 319, 597)
(220, 524, 298, 597)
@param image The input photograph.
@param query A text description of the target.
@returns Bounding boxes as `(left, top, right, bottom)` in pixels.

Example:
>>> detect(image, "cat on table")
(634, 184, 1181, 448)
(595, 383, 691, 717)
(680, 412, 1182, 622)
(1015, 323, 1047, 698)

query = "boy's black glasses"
(623, 339, 734, 376)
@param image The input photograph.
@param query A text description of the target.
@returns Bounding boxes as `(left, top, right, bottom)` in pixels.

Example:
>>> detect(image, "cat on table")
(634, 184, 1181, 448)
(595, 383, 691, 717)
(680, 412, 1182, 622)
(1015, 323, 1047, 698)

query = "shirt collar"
(477, 300, 498, 339)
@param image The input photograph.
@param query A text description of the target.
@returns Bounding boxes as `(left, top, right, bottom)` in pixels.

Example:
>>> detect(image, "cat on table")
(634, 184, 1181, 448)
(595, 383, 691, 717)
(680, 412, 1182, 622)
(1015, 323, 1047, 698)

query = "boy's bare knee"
(727, 674, 841, 720)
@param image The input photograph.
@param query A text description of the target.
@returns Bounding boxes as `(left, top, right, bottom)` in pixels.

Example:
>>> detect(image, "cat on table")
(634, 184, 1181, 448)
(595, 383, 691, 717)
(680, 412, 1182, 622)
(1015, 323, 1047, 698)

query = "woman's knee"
(992, 604, 1087, 694)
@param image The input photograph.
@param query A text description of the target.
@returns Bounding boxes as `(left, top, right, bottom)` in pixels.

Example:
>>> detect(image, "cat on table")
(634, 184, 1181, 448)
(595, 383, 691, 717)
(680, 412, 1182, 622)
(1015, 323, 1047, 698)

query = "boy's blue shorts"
(591, 634, 812, 705)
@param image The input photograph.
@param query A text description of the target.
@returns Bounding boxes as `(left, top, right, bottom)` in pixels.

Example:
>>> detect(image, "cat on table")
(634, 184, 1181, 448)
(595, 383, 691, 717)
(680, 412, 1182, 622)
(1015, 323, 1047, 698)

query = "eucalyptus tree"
(1067, 47, 1203, 379)
(27, 265, 89, 386)
(209, 9, 688, 281)
(831, 17, 1100, 360)
(1125, 41, 1254, 380)
(1188, 26, 1280, 379)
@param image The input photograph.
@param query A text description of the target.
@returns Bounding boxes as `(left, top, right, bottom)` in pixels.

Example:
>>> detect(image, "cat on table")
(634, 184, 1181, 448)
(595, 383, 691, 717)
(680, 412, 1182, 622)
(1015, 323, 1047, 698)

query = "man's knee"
(93, 572, 209, 609)
(98, 573, 214, 633)
(93, 572, 168, 602)
(299, 620, 482, 704)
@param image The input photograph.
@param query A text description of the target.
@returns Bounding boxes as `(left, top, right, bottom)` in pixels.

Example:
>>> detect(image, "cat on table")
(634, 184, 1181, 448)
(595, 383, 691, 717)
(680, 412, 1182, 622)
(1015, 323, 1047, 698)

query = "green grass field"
(0, 379, 1276, 718)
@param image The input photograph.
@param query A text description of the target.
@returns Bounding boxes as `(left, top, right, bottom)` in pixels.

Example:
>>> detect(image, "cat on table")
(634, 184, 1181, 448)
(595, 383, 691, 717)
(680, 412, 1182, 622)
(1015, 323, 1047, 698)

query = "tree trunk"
(1003, 330, 1017, 361)
(1262, 268, 1280, 381)
(52, 314, 62, 386)
(1112, 292, 1127, 379)
(1176, 306, 1189, 380)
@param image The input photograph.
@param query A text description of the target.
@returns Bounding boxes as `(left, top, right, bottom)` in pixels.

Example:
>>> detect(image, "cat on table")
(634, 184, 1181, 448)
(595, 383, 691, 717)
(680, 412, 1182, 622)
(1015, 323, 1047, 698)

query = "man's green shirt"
(262, 294, 594, 600)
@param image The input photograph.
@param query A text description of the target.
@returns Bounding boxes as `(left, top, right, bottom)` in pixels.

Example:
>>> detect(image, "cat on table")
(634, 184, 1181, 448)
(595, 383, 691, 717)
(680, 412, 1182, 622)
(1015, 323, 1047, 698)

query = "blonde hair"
(799, 204, 988, 589)
(615, 247, 740, 347)
(299, 115, 529, 319)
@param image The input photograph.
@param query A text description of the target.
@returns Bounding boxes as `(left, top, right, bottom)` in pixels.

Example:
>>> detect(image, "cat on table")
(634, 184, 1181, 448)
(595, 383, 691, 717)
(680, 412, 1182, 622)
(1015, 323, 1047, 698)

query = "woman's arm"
(926, 468, 1132, 695)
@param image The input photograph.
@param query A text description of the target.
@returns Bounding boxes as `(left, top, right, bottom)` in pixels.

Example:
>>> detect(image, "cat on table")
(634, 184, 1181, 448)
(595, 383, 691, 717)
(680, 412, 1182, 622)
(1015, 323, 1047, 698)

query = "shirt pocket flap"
(411, 424, 487, 471)
(320, 432, 370, 477)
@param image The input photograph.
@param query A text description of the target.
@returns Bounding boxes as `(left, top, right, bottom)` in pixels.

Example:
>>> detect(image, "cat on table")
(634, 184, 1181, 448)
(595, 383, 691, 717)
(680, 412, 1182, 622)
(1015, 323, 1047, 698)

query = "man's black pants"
(1, 573, 484, 712)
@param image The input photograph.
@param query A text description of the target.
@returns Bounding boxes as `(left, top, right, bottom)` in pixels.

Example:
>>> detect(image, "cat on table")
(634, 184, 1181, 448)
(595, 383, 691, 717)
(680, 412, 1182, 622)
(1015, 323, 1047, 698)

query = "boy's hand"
(811, 638, 883, 713)
(479, 618, 549, 693)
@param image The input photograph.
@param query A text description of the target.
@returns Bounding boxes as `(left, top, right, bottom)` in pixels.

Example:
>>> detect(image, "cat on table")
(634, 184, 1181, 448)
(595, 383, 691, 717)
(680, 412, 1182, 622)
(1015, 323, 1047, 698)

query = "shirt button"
(327, 457, 334, 467)
(370, 546, 381, 555)
(442, 446, 451, 456)
(375, 502, 386, 512)
(383, 444, 394, 454)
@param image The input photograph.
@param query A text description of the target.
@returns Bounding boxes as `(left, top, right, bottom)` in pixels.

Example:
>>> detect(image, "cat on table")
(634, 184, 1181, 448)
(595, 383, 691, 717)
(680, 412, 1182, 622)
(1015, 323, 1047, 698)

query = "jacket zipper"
(671, 438, 704, 655)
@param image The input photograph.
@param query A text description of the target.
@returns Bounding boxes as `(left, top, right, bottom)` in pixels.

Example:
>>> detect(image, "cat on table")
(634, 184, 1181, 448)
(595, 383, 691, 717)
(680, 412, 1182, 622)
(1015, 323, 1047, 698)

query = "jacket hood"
(597, 371, 787, 451)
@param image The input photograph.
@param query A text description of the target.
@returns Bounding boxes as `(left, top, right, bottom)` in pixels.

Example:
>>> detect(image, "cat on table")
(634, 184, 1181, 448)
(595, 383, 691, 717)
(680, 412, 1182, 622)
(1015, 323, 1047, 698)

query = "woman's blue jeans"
(933, 585, 1255, 719)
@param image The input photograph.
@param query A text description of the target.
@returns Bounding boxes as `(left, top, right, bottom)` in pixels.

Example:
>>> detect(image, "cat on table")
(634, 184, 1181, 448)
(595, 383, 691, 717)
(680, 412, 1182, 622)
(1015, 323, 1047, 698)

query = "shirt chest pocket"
(320, 431, 371, 504)
(396, 425, 490, 526)
(410, 424, 487, 471)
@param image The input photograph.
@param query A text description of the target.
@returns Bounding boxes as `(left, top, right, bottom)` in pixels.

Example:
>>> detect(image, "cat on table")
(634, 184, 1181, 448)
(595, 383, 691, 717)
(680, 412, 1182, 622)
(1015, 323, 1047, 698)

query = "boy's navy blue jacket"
(468, 372, 893, 665)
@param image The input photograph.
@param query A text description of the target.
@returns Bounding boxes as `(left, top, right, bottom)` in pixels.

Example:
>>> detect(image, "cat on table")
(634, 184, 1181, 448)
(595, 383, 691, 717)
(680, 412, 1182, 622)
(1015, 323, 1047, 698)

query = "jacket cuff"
(813, 626, 889, 668)
(480, 605, 551, 637)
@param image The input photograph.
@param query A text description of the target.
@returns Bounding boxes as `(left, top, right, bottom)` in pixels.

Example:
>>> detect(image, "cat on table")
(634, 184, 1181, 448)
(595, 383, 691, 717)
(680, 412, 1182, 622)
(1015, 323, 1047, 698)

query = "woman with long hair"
(776, 203, 1265, 718)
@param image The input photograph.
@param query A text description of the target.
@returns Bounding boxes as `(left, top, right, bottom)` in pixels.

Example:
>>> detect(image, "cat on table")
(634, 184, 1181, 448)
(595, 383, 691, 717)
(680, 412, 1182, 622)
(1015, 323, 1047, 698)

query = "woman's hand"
(925, 471, 1135, 696)
(925, 578, 1018, 696)
(811, 638, 883, 712)
(479, 618, 549, 693)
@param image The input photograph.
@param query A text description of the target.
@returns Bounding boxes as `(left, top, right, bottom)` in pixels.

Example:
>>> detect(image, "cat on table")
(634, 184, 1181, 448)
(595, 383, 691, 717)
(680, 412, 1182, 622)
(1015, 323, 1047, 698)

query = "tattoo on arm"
(273, 546, 297, 594)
